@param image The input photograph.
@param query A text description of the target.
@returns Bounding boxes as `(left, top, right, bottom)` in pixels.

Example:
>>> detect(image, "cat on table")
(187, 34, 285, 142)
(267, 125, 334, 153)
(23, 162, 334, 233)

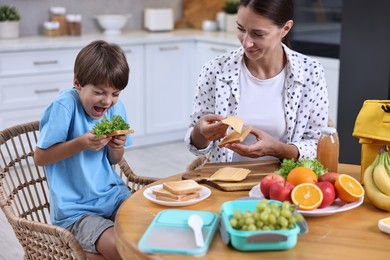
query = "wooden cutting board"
(182, 160, 280, 191)
(175, 0, 225, 29)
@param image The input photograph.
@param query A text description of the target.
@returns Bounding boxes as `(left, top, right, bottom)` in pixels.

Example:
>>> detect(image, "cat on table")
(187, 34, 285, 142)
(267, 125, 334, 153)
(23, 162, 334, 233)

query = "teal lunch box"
(138, 209, 219, 256)
(219, 199, 308, 251)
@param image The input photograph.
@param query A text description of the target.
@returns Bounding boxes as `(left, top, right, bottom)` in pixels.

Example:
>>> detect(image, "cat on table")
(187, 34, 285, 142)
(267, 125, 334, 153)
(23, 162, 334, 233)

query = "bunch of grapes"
(229, 199, 304, 231)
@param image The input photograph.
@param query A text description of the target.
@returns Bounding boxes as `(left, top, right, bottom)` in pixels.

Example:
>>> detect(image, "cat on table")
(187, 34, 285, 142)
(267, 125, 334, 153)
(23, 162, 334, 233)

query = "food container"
(219, 199, 307, 251)
(66, 14, 82, 36)
(138, 209, 219, 256)
(43, 21, 60, 37)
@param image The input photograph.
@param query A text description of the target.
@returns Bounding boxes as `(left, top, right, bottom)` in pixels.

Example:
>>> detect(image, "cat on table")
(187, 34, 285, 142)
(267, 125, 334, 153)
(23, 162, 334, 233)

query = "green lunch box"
(219, 199, 308, 251)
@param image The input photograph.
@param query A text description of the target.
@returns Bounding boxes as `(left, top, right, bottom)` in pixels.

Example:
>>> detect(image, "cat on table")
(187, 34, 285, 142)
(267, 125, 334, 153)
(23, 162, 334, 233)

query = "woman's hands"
(225, 128, 299, 160)
(191, 114, 228, 149)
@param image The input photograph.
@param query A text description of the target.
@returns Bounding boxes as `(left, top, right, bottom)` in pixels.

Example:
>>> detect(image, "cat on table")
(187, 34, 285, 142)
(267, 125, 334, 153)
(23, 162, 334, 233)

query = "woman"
(185, 0, 329, 163)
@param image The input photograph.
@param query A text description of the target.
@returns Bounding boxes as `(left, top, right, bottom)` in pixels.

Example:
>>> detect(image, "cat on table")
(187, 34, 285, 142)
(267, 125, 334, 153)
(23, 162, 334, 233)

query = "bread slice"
(106, 129, 135, 137)
(153, 189, 200, 201)
(207, 167, 251, 182)
(218, 125, 253, 148)
(222, 116, 244, 133)
(162, 180, 201, 195)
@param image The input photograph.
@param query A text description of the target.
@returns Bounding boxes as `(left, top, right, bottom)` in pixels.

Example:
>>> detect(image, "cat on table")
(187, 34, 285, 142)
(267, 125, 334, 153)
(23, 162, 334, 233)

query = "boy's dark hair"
(74, 40, 129, 90)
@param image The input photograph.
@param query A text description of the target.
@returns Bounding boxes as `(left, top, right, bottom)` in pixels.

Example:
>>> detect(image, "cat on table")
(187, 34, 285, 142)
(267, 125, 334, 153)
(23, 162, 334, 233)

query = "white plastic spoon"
(188, 214, 205, 247)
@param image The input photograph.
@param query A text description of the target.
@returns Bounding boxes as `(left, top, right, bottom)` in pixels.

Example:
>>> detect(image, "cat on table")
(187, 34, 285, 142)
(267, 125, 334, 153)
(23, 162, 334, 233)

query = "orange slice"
(334, 174, 364, 203)
(287, 166, 318, 186)
(291, 183, 323, 210)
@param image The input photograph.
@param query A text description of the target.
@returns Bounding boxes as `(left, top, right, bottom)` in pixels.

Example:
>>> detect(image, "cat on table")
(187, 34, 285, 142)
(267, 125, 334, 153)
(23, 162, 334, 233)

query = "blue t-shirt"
(37, 88, 131, 228)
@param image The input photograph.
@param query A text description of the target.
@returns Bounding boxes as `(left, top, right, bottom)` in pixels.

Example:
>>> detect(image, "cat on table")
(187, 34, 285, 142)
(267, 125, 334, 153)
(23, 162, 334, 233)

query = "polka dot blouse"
(184, 44, 329, 163)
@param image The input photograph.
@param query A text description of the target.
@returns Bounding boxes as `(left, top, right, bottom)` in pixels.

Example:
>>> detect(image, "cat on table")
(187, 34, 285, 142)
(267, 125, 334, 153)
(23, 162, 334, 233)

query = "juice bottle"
(317, 127, 339, 172)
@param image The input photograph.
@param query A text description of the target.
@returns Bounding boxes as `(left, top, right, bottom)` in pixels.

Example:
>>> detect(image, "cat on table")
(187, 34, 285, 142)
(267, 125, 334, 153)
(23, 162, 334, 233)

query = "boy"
(34, 40, 131, 260)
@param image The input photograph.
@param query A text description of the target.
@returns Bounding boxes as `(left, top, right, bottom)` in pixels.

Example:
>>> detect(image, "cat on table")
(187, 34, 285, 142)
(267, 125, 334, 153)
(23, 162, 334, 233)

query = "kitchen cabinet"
(0, 49, 78, 130)
(143, 41, 194, 146)
(195, 41, 240, 76)
(119, 44, 145, 140)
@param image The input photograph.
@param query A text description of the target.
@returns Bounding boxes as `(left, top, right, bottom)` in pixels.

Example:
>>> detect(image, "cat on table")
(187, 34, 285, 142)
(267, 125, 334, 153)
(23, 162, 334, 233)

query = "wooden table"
(115, 163, 390, 259)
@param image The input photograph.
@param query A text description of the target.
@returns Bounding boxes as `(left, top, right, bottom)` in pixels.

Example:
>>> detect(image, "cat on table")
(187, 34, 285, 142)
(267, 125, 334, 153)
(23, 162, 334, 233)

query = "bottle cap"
(66, 14, 82, 22)
(50, 6, 66, 15)
(321, 127, 337, 135)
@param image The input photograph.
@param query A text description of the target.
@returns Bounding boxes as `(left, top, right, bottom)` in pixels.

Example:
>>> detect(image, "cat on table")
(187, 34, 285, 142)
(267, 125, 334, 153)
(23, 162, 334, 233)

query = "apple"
(317, 181, 336, 208)
(269, 181, 295, 203)
(318, 172, 340, 185)
(260, 174, 285, 199)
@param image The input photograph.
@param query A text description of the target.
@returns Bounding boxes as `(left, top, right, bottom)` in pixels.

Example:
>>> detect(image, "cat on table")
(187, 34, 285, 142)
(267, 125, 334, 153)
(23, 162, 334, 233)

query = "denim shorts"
(66, 209, 119, 253)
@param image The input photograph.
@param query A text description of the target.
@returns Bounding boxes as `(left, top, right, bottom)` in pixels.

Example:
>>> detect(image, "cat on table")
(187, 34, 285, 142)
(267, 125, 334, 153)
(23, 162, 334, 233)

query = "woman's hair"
(74, 40, 129, 90)
(239, 0, 294, 46)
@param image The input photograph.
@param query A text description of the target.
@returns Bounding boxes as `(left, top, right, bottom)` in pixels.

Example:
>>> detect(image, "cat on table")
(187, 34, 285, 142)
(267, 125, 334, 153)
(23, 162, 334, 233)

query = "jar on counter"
(66, 14, 82, 36)
(317, 127, 340, 173)
(43, 21, 60, 37)
(50, 6, 67, 35)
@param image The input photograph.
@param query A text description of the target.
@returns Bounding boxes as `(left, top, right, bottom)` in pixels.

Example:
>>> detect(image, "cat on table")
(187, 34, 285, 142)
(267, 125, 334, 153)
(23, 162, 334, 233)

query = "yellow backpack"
(352, 100, 390, 183)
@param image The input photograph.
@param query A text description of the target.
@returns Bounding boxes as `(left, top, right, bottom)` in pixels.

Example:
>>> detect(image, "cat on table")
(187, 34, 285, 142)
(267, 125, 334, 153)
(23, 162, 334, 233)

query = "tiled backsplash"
(1, 0, 182, 37)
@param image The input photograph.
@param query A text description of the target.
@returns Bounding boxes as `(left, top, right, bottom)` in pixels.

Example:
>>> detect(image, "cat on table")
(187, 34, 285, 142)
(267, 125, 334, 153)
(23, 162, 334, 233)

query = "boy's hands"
(83, 132, 127, 151)
(83, 132, 111, 151)
(107, 134, 127, 150)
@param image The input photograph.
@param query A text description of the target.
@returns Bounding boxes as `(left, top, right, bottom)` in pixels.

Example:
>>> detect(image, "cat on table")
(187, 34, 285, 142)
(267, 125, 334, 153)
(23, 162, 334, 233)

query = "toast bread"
(218, 125, 253, 148)
(162, 179, 201, 195)
(222, 116, 244, 133)
(106, 129, 135, 137)
(153, 188, 200, 201)
(207, 167, 251, 182)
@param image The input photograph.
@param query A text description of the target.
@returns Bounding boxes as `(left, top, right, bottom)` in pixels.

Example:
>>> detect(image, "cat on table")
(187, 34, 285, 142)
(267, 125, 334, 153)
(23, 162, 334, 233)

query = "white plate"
(249, 184, 364, 217)
(143, 184, 211, 207)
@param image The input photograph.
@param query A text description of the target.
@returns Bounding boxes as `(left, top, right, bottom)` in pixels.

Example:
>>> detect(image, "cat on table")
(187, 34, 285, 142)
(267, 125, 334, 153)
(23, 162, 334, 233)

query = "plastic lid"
(50, 6, 66, 15)
(321, 127, 337, 135)
(66, 14, 82, 22)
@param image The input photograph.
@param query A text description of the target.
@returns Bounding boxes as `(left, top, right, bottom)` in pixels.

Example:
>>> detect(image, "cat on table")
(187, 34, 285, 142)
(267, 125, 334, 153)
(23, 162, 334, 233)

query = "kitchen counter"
(0, 29, 241, 52)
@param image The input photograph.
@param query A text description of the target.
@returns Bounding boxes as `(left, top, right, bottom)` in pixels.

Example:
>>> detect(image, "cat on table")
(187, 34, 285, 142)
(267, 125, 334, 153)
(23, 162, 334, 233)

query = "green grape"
(271, 207, 281, 217)
(245, 217, 255, 225)
(278, 216, 288, 228)
(281, 208, 292, 218)
(233, 209, 242, 218)
(255, 220, 264, 229)
(230, 218, 238, 228)
(260, 211, 269, 222)
(294, 213, 304, 222)
(248, 224, 257, 231)
(268, 213, 277, 225)
(230, 200, 301, 231)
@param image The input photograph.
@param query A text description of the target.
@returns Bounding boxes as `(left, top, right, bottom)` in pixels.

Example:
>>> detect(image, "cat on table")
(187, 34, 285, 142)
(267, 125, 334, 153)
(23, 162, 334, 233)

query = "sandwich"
(218, 125, 253, 148)
(218, 116, 252, 148)
(152, 188, 200, 201)
(162, 179, 202, 195)
(92, 115, 134, 138)
(153, 180, 202, 202)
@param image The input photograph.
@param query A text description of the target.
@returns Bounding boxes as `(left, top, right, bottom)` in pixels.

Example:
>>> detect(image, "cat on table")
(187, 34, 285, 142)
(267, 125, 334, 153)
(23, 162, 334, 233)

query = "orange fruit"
(287, 166, 318, 186)
(334, 174, 364, 202)
(291, 183, 323, 210)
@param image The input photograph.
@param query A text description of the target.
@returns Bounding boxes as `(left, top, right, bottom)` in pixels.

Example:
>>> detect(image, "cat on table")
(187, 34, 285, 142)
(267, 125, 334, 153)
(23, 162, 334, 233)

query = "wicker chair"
(0, 121, 159, 259)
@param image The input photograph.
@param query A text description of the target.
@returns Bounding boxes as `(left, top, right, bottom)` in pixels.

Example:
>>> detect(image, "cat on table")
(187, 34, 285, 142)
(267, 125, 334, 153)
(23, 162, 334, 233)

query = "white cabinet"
(120, 44, 145, 139)
(142, 41, 194, 146)
(0, 49, 78, 130)
(195, 41, 240, 73)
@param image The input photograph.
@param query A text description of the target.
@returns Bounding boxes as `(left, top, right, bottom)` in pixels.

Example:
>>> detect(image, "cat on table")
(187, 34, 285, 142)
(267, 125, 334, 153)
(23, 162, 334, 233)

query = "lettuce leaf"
(92, 115, 130, 138)
(275, 158, 327, 178)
